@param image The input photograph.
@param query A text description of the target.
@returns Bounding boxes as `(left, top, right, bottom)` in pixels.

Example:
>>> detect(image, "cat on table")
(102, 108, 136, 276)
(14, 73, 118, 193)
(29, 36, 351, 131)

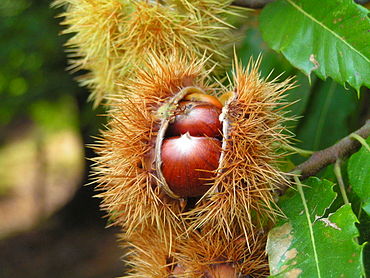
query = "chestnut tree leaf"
(348, 136, 370, 216)
(267, 177, 365, 277)
(260, 0, 370, 92)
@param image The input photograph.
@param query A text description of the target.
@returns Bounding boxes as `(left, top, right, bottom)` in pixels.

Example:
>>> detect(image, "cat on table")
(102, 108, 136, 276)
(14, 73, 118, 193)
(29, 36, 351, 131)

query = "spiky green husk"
(120, 227, 172, 278)
(53, 0, 129, 106)
(183, 58, 295, 242)
(53, 0, 242, 106)
(92, 54, 213, 239)
(121, 228, 269, 277)
(93, 54, 294, 276)
(173, 230, 269, 277)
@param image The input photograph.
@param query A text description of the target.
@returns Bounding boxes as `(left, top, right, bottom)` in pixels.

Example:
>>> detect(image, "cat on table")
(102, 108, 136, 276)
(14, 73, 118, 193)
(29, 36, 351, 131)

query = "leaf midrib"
(286, 0, 369, 63)
(297, 179, 322, 277)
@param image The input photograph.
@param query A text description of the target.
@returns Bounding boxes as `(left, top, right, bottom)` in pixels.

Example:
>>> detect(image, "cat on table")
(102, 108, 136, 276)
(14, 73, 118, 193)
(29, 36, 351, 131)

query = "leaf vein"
(286, 0, 369, 63)
(295, 176, 321, 278)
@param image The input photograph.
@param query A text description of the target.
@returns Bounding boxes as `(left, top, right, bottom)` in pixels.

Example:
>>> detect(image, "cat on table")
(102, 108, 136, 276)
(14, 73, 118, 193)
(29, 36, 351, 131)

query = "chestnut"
(183, 92, 223, 109)
(161, 133, 221, 197)
(167, 101, 222, 138)
(204, 263, 237, 278)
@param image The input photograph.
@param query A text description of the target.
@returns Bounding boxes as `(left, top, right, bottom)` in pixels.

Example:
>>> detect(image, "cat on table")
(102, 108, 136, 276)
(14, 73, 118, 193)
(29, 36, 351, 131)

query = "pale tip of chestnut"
(183, 92, 223, 109)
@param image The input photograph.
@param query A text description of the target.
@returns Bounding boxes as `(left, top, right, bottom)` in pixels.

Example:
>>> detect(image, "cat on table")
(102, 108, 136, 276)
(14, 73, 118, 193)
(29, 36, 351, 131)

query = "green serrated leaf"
(260, 0, 370, 91)
(267, 177, 364, 278)
(348, 136, 370, 216)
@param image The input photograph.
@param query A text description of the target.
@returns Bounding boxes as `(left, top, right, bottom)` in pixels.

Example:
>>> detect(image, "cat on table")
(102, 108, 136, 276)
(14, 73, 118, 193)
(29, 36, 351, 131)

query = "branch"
(232, 0, 275, 9)
(355, 0, 370, 4)
(278, 120, 370, 194)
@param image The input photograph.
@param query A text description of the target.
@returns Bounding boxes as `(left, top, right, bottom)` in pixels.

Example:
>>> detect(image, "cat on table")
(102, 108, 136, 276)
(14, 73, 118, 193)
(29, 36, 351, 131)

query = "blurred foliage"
(0, 0, 104, 136)
(294, 80, 358, 150)
(1, 0, 64, 124)
(0, 0, 108, 210)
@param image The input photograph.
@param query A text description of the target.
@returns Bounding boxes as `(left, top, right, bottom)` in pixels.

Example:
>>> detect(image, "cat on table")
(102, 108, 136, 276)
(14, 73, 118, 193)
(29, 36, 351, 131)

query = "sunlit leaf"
(260, 0, 370, 92)
(267, 177, 364, 277)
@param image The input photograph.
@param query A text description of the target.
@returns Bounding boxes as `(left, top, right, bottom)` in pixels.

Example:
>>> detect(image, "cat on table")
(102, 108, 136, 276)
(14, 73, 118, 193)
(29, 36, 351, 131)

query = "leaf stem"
(334, 160, 349, 205)
(349, 133, 370, 152)
(294, 176, 321, 278)
(278, 143, 314, 157)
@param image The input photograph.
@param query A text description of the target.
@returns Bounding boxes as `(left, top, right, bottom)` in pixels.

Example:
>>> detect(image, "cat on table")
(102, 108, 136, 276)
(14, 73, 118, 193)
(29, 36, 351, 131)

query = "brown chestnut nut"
(183, 93, 223, 109)
(161, 133, 221, 197)
(167, 101, 222, 138)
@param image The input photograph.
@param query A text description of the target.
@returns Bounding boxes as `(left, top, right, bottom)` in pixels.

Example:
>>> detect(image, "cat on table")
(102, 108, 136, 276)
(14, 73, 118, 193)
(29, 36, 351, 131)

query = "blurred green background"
(0, 1, 123, 277)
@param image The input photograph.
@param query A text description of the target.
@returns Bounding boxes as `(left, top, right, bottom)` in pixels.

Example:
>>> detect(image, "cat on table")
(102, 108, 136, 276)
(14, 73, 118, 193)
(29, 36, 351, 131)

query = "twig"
(294, 120, 370, 179)
(232, 0, 275, 9)
(278, 120, 370, 194)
